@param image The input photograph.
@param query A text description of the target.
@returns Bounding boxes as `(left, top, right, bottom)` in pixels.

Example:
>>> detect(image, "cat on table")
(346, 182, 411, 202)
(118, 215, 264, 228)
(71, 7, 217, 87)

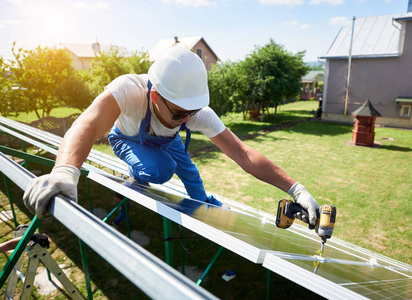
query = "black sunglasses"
(162, 97, 201, 120)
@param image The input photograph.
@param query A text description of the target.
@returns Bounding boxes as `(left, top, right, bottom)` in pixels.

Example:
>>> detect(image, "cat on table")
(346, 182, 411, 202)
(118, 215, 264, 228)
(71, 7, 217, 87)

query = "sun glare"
(23, 3, 70, 45)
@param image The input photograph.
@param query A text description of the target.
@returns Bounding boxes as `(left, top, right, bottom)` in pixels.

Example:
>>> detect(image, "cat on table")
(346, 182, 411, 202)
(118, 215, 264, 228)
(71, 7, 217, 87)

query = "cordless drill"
(276, 199, 337, 252)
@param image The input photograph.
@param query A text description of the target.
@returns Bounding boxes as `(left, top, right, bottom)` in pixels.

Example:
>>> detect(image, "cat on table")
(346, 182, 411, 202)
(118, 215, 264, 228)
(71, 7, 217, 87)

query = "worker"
(23, 46, 319, 227)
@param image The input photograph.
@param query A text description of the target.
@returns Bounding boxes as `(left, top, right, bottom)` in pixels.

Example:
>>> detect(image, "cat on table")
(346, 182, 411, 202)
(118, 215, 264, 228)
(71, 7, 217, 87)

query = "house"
(59, 43, 131, 71)
(300, 70, 324, 100)
(319, 6, 412, 128)
(149, 36, 219, 71)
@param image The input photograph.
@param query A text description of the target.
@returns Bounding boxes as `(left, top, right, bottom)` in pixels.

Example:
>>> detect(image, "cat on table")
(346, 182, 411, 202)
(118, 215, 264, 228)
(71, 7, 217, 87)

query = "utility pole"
(344, 16, 356, 115)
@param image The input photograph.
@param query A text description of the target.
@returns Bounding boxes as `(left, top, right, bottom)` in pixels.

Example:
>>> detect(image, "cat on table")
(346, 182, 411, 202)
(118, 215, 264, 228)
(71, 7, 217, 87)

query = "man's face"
(154, 93, 200, 128)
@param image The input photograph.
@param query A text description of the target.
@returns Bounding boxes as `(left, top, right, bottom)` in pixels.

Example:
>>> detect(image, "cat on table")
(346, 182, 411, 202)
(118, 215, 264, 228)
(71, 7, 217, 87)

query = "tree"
(9, 43, 74, 118)
(55, 73, 93, 112)
(128, 50, 152, 75)
(86, 47, 151, 97)
(0, 56, 26, 117)
(241, 39, 309, 119)
(85, 47, 128, 97)
(207, 61, 245, 116)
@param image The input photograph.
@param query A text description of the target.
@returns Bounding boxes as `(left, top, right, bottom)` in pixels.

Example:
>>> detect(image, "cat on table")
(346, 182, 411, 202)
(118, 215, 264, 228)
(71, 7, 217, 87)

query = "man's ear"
(151, 90, 158, 104)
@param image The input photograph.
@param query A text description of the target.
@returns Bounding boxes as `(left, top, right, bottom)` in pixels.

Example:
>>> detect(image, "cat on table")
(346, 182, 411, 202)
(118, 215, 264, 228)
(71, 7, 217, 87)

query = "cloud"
(162, 0, 216, 7)
(260, 0, 304, 6)
(284, 20, 300, 26)
(4, 0, 24, 6)
(95, 1, 109, 9)
(2, 19, 22, 25)
(0, 18, 21, 30)
(329, 16, 351, 26)
(309, 0, 345, 5)
(284, 19, 310, 29)
(74, 1, 109, 10)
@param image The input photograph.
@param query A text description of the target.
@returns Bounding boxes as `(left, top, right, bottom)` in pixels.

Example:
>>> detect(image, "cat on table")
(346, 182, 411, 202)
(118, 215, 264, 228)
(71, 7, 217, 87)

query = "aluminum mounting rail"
(0, 117, 129, 175)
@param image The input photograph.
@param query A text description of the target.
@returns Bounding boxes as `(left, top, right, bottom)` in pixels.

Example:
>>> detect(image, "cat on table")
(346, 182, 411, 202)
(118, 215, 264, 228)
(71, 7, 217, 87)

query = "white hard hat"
(148, 46, 209, 110)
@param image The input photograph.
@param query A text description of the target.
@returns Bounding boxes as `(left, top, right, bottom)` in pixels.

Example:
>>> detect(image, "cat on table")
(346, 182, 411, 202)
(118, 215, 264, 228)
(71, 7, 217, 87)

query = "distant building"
(320, 8, 412, 128)
(149, 36, 219, 70)
(59, 43, 131, 71)
(300, 70, 324, 100)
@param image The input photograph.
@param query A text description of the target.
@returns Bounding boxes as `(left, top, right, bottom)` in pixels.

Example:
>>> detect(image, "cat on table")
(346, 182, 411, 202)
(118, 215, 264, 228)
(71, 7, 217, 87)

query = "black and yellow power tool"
(276, 199, 337, 252)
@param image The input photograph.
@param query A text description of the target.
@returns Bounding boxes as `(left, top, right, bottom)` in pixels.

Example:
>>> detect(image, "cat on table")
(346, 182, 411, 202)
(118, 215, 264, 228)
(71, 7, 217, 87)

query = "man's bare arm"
(55, 90, 120, 169)
(210, 128, 296, 192)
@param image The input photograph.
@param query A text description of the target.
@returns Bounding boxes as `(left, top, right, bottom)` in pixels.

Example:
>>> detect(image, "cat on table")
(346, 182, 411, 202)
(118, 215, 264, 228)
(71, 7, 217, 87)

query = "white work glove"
(288, 182, 320, 229)
(23, 165, 80, 219)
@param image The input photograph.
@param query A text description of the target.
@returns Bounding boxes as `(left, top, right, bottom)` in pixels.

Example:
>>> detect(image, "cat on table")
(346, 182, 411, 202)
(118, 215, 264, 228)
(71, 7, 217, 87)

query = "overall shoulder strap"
(139, 80, 153, 144)
(180, 123, 191, 154)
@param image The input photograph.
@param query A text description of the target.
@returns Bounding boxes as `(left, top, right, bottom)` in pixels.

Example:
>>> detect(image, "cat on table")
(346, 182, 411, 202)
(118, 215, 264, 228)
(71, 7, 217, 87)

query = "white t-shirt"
(105, 74, 226, 139)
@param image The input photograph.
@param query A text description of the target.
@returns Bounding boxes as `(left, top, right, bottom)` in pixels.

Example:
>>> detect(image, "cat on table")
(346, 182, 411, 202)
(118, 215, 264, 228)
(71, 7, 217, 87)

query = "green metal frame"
(2, 175, 18, 228)
(0, 216, 41, 287)
(102, 196, 131, 238)
(163, 217, 175, 268)
(79, 240, 93, 300)
(162, 220, 225, 286)
(196, 247, 224, 286)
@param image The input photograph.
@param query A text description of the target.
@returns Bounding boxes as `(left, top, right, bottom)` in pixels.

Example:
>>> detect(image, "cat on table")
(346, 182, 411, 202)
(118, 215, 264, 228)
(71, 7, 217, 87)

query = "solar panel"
(87, 171, 412, 300)
(263, 253, 412, 300)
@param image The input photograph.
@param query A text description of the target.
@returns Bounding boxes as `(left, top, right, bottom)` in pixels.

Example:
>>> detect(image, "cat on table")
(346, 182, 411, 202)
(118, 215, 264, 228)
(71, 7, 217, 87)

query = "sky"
(0, 0, 409, 63)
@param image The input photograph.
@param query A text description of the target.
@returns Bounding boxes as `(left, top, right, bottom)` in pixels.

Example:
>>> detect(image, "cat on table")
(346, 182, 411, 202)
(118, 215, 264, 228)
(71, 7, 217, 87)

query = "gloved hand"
(23, 165, 80, 219)
(288, 182, 320, 229)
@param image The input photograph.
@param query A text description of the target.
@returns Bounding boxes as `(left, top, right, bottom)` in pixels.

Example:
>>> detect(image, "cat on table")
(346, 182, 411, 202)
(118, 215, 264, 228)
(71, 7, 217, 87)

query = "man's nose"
(181, 114, 191, 123)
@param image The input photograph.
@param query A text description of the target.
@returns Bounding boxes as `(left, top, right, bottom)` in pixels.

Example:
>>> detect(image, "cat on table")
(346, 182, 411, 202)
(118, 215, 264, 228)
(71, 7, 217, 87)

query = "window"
(196, 48, 202, 59)
(401, 105, 411, 118)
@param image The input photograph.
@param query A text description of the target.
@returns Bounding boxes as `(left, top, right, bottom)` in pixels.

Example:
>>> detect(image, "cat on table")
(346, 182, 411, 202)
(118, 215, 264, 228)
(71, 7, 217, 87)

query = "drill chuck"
(315, 205, 337, 242)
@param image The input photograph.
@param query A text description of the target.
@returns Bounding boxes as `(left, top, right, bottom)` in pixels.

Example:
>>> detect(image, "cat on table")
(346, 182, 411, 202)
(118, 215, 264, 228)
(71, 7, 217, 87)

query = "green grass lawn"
(8, 107, 82, 123)
(1, 100, 411, 299)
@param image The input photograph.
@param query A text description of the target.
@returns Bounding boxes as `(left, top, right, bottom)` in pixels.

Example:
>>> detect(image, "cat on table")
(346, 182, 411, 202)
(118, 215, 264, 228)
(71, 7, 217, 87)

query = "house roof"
(301, 70, 324, 82)
(149, 36, 218, 61)
(59, 43, 131, 58)
(320, 12, 412, 59)
(352, 99, 382, 117)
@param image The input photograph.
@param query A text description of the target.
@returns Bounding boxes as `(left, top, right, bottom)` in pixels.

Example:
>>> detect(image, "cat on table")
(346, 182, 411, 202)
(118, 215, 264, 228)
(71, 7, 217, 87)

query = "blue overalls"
(107, 81, 208, 202)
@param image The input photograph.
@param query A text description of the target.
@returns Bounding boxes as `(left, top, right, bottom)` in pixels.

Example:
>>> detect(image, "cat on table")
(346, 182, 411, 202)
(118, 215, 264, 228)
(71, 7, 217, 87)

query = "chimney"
(408, 0, 412, 12)
(92, 42, 100, 53)
(174, 36, 179, 44)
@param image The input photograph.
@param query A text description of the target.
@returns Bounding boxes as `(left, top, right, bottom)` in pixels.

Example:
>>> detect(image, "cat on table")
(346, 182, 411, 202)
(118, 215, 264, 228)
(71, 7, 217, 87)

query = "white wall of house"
(322, 20, 412, 128)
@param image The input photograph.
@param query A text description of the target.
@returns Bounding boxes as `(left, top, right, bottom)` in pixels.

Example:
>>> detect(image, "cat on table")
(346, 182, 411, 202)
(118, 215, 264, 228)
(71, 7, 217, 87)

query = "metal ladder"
(4, 231, 84, 300)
